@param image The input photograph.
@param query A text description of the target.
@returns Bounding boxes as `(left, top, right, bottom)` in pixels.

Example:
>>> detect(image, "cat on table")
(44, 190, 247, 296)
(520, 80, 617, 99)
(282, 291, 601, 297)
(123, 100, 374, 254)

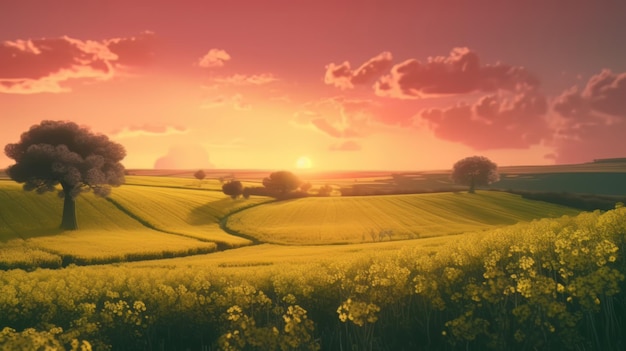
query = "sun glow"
(296, 156, 313, 169)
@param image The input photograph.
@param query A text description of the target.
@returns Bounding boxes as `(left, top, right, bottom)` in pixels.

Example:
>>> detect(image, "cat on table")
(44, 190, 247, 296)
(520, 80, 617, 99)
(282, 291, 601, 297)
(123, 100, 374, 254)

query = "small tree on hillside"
(222, 180, 243, 199)
(318, 184, 333, 197)
(262, 171, 302, 197)
(194, 169, 206, 187)
(451, 155, 499, 193)
(4, 120, 126, 230)
(194, 169, 206, 181)
(300, 182, 312, 193)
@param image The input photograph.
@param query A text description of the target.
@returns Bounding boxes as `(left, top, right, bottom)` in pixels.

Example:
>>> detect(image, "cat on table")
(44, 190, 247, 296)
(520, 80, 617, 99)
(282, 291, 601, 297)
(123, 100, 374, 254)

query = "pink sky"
(1, 0, 625, 171)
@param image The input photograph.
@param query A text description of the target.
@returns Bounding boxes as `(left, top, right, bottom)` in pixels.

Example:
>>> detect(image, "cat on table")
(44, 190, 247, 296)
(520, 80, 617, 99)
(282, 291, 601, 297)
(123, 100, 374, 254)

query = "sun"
(295, 156, 313, 169)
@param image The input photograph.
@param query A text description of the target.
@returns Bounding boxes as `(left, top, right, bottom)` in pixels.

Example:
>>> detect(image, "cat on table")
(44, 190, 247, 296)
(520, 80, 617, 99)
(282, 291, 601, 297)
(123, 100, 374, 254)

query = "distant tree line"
(221, 171, 333, 200)
(506, 190, 626, 211)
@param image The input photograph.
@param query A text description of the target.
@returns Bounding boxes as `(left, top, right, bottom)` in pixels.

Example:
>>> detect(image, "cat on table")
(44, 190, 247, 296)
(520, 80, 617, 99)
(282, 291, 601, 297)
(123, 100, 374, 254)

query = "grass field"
(108, 184, 272, 246)
(225, 191, 581, 245)
(0, 181, 220, 268)
(1, 167, 625, 350)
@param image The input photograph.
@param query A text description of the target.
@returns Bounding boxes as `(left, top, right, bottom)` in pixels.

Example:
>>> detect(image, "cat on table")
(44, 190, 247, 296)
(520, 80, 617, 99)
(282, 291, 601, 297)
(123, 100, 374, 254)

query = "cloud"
(294, 97, 376, 138)
(416, 90, 550, 149)
(213, 73, 278, 85)
(374, 47, 540, 99)
(154, 144, 215, 169)
(550, 69, 626, 163)
(111, 124, 187, 139)
(201, 94, 251, 111)
(329, 140, 362, 151)
(0, 33, 154, 94)
(324, 51, 393, 90)
(198, 48, 231, 68)
(105, 31, 155, 66)
(232, 94, 252, 111)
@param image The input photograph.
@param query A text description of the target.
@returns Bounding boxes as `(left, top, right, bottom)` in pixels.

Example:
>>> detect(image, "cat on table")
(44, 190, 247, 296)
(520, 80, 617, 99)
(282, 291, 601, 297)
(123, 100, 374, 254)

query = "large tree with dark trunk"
(451, 156, 499, 193)
(4, 120, 126, 230)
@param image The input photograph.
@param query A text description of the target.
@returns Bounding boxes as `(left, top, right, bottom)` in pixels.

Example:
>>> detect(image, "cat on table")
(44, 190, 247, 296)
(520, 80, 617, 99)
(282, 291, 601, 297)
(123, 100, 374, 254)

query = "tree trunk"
(469, 176, 476, 194)
(60, 190, 78, 230)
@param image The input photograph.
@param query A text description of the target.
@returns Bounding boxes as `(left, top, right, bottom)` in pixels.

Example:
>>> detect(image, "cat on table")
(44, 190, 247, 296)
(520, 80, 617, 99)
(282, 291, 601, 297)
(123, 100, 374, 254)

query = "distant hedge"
(506, 190, 626, 211)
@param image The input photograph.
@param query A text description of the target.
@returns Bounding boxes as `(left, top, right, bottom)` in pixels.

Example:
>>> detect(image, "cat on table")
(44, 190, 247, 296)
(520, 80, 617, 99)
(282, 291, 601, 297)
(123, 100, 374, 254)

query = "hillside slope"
(225, 191, 581, 245)
(0, 181, 218, 268)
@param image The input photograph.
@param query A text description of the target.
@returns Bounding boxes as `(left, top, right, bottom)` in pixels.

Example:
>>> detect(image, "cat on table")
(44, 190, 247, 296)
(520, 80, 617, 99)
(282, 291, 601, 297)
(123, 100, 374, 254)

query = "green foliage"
(0, 326, 92, 351)
(452, 156, 499, 193)
(262, 171, 302, 197)
(223, 180, 244, 199)
(194, 169, 206, 181)
(4, 120, 126, 230)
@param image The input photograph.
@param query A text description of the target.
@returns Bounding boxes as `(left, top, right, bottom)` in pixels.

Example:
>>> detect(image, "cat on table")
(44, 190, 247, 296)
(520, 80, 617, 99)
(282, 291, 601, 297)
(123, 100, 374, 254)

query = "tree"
(262, 171, 302, 197)
(451, 156, 499, 193)
(194, 169, 206, 181)
(4, 120, 126, 230)
(300, 182, 312, 193)
(194, 169, 206, 187)
(222, 180, 243, 199)
(317, 184, 333, 197)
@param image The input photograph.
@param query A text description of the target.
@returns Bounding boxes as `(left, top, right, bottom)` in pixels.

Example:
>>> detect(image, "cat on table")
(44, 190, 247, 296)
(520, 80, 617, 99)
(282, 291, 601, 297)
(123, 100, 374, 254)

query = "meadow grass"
(108, 184, 272, 246)
(124, 235, 456, 270)
(226, 191, 581, 245)
(0, 181, 217, 267)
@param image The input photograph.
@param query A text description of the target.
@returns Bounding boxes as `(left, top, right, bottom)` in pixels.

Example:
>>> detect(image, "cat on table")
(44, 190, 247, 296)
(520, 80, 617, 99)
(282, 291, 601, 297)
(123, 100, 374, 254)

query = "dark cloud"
(582, 69, 626, 117)
(417, 90, 550, 149)
(375, 47, 539, 98)
(551, 69, 626, 163)
(324, 52, 393, 90)
(0, 33, 154, 94)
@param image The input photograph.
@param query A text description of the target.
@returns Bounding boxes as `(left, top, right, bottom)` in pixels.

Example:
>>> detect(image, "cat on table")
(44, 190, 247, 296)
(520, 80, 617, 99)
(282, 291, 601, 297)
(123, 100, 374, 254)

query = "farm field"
(1, 206, 624, 351)
(0, 181, 228, 268)
(108, 184, 272, 247)
(1, 168, 625, 350)
(226, 191, 580, 244)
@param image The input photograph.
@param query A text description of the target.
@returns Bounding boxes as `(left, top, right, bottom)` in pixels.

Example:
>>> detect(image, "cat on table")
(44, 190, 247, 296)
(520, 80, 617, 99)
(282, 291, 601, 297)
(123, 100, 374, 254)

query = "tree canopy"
(222, 180, 243, 199)
(4, 120, 126, 229)
(194, 169, 206, 181)
(262, 171, 302, 196)
(451, 156, 499, 193)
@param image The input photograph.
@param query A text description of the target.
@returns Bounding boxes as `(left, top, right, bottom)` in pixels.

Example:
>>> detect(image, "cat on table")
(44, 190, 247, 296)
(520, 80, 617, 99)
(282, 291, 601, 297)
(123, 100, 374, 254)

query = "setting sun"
(296, 156, 313, 169)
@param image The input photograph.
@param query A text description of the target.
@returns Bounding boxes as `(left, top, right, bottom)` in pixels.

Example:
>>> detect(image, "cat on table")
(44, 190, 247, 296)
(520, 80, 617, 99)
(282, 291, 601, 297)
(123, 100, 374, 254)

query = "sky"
(1, 0, 626, 171)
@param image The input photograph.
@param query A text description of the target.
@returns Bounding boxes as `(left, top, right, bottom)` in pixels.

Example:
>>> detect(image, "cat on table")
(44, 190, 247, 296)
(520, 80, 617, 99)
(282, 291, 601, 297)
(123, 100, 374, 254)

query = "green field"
(2, 168, 626, 350)
(108, 184, 271, 246)
(0, 181, 235, 268)
(225, 191, 580, 245)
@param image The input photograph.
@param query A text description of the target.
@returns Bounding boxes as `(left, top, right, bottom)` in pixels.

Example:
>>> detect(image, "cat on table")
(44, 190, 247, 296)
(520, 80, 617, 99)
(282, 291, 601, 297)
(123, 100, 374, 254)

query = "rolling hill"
(225, 191, 581, 245)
